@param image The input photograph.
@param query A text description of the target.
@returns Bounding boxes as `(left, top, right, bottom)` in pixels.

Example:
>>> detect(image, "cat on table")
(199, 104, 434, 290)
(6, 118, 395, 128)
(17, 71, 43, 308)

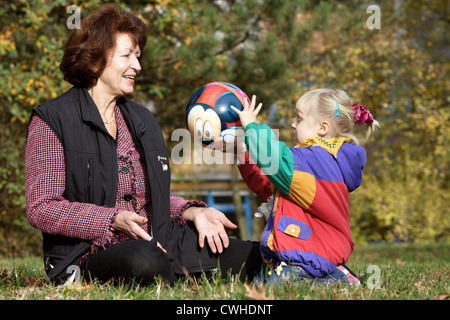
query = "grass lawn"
(0, 242, 448, 300)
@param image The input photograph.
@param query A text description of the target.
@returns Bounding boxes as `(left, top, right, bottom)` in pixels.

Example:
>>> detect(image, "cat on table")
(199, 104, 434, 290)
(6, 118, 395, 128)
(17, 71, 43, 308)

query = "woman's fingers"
(113, 210, 151, 240)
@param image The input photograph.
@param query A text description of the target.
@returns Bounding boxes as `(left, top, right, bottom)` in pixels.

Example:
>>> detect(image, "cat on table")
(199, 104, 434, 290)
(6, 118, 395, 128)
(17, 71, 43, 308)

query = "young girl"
(232, 88, 379, 285)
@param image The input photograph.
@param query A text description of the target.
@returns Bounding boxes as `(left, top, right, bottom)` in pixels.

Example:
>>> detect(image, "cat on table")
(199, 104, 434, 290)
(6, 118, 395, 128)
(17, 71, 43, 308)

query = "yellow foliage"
(272, 1, 449, 243)
(350, 174, 449, 243)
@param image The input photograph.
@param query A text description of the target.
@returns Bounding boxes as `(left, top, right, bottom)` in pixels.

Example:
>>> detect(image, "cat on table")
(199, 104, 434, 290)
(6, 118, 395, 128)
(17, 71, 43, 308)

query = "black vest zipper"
(87, 158, 93, 203)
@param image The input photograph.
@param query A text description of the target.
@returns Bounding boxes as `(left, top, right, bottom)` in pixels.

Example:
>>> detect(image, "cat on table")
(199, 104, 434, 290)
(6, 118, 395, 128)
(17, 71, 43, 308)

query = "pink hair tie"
(353, 104, 374, 125)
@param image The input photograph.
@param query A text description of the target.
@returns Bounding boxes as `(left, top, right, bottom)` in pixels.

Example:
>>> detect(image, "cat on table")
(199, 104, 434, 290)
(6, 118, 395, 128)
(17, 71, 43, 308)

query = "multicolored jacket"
(238, 123, 366, 277)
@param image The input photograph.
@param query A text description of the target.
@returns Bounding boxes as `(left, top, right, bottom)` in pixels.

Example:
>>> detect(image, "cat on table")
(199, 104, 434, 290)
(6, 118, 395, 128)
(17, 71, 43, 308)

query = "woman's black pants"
(81, 238, 262, 285)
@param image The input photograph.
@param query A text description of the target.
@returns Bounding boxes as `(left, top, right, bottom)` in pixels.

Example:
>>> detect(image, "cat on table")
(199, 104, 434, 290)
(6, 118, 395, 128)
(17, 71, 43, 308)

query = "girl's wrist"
(243, 121, 258, 131)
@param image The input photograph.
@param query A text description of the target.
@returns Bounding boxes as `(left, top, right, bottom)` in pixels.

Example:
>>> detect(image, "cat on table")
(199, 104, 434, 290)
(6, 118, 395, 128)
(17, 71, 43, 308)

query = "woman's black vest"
(29, 86, 174, 282)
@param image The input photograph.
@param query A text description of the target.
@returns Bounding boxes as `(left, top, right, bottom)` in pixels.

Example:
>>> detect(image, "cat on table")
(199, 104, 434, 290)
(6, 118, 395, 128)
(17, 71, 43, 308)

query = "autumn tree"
(0, 0, 447, 255)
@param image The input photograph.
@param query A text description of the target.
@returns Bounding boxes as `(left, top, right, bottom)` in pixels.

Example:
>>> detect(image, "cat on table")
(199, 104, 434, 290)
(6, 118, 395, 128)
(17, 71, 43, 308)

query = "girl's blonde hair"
(295, 88, 380, 144)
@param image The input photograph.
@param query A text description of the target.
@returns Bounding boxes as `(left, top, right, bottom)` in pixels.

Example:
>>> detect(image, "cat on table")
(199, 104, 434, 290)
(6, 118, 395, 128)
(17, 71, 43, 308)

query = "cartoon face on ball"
(185, 82, 249, 150)
(186, 104, 222, 148)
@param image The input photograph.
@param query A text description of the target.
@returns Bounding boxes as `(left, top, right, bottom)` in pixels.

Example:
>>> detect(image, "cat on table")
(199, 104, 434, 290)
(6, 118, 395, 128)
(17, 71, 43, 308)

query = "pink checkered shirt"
(26, 106, 204, 250)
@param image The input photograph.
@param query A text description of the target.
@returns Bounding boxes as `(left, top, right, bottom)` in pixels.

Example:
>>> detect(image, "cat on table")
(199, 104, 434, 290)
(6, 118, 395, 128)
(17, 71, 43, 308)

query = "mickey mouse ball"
(185, 82, 250, 150)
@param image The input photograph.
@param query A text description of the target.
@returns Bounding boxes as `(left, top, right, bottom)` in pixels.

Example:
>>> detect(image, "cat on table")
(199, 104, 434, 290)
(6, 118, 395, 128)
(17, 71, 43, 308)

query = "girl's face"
(291, 109, 321, 146)
(97, 33, 142, 97)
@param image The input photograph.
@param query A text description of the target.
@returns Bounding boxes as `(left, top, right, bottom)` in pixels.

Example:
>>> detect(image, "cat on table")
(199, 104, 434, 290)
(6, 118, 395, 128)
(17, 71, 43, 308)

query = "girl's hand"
(231, 95, 263, 129)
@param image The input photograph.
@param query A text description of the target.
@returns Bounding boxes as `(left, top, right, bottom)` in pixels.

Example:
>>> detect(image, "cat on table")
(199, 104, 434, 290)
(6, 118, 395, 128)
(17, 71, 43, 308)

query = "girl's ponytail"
(352, 104, 380, 143)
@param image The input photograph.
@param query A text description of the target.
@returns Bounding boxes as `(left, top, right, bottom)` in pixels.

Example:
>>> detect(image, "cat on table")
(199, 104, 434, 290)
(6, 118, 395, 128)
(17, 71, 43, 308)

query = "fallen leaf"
(244, 284, 274, 300)
(414, 278, 426, 291)
(45, 293, 64, 300)
(61, 280, 95, 292)
(25, 276, 44, 287)
(18, 287, 35, 300)
(396, 258, 406, 266)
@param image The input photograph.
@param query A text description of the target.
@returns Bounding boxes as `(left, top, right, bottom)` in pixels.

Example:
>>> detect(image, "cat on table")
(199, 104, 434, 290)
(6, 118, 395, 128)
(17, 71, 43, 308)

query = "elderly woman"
(26, 4, 261, 285)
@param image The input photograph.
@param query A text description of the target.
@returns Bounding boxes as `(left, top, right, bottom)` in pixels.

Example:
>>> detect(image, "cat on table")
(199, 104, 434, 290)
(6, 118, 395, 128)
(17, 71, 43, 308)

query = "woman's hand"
(112, 210, 166, 253)
(231, 95, 263, 129)
(183, 206, 237, 254)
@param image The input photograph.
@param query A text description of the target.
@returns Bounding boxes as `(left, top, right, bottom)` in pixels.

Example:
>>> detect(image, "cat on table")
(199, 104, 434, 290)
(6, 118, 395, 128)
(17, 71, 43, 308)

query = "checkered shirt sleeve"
(25, 115, 118, 247)
(26, 113, 205, 249)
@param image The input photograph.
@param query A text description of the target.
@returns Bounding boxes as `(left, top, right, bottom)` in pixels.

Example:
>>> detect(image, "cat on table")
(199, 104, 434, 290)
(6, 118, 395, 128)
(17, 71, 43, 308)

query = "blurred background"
(0, 0, 448, 257)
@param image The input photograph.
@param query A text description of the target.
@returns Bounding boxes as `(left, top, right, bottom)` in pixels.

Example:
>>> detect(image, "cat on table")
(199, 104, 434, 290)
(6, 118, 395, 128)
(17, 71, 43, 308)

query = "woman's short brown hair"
(60, 4, 148, 88)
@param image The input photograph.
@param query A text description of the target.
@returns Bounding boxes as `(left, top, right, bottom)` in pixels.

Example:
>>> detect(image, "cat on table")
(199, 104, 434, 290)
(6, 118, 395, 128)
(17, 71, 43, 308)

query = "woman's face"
(97, 33, 142, 97)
